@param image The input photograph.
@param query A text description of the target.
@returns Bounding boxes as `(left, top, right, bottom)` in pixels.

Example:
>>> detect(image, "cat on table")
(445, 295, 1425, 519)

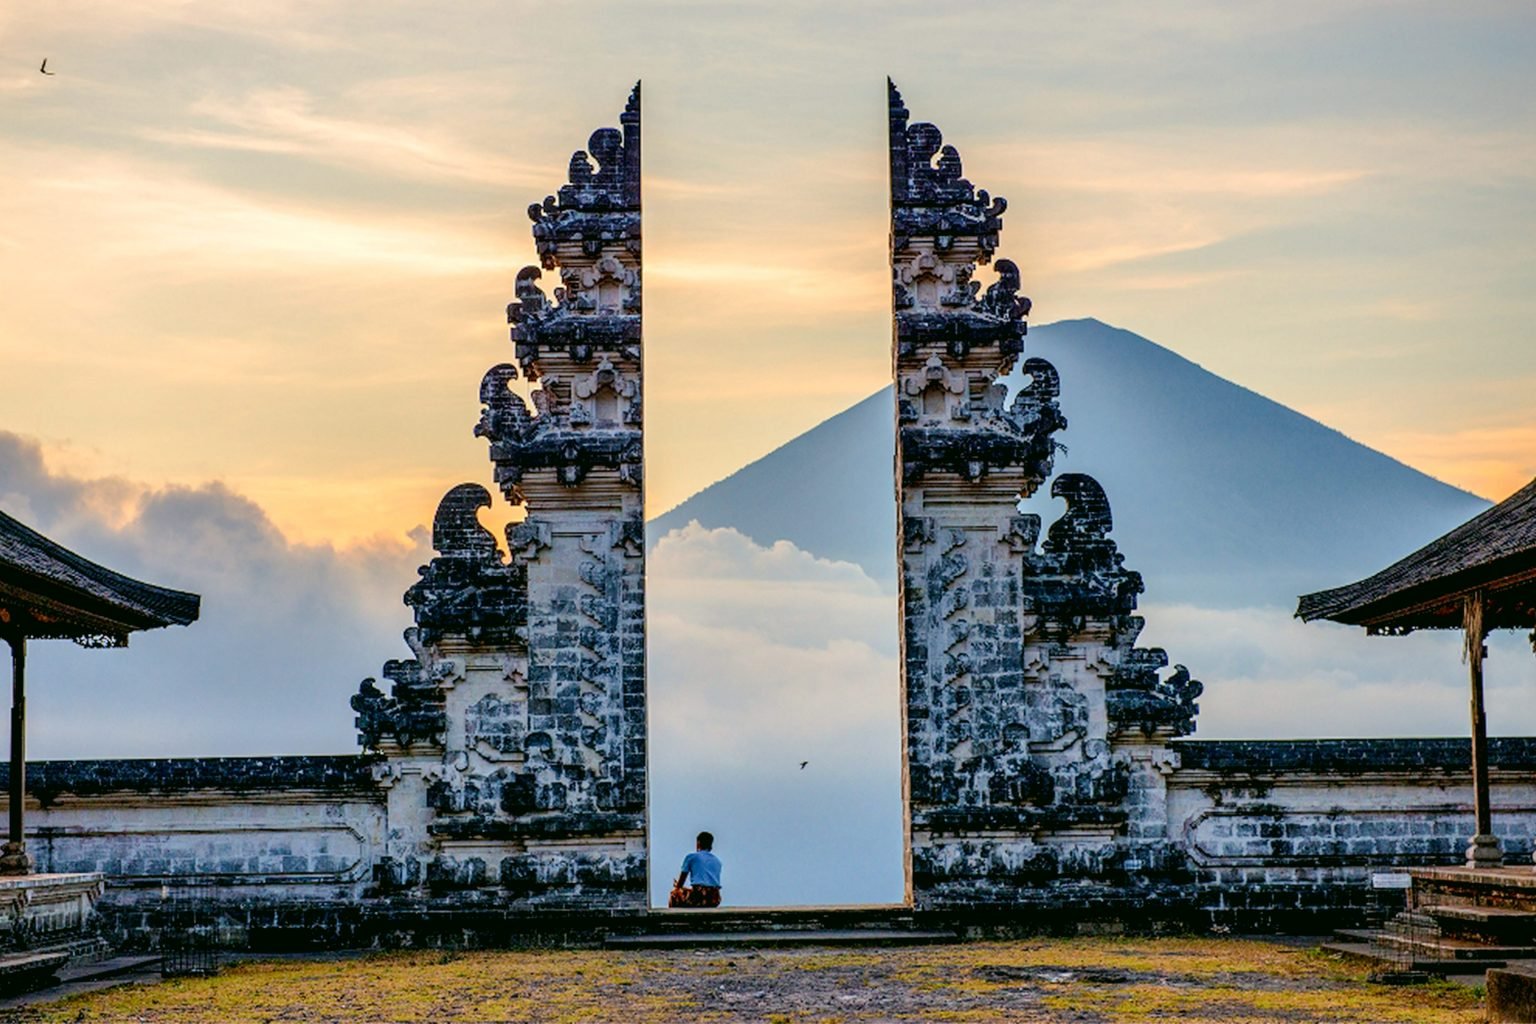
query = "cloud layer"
(1138, 603, 1536, 740)
(0, 431, 423, 757)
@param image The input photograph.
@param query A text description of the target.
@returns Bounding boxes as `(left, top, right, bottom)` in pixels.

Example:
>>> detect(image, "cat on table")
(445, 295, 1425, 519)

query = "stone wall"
(15, 757, 385, 904)
(8, 741, 1532, 941)
(2, 755, 659, 948)
(1170, 739, 1536, 883)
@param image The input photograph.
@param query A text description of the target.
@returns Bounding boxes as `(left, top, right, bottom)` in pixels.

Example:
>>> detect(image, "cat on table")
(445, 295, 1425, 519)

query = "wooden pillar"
(1464, 590, 1502, 868)
(0, 632, 29, 875)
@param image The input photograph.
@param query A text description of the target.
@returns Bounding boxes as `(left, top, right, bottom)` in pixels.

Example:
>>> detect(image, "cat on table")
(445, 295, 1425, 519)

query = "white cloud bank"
(1137, 603, 1536, 740)
(0, 431, 423, 757)
(647, 523, 904, 907)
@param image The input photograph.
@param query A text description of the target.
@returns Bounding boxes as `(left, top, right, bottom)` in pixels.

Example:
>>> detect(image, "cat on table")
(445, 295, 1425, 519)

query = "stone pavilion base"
(0, 872, 106, 955)
(1412, 865, 1536, 915)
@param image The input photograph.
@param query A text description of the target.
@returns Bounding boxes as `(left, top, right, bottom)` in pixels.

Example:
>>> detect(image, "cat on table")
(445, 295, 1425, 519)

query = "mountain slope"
(651, 388, 899, 580)
(649, 318, 1488, 609)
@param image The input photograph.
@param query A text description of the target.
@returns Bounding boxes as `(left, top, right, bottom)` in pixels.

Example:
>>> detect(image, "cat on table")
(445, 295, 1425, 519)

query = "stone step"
(1335, 928, 1536, 961)
(1429, 905, 1536, 924)
(1335, 928, 1411, 944)
(636, 908, 920, 935)
(1427, 904, 1536, 945)
(1320, 941, 1506, 977)
(1386, 911, 1440, 931)
(0, 952, 69, 977)
(0, 952, 70, 995)
(605, 928, 959, 950)
(56, 956, 161, 986)
(1374, 914, 1440, 938)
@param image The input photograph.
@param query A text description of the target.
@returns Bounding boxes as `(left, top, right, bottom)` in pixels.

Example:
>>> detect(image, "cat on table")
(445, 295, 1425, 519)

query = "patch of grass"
(14, 938, 1486, 1023)
(1040, 980, 1481, 1023)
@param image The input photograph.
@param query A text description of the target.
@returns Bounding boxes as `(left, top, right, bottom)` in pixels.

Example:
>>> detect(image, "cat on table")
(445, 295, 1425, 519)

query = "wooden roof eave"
(0, 511, 200, 630)
(1310, 558, 1536, 634)
(0, 572, 169, 645)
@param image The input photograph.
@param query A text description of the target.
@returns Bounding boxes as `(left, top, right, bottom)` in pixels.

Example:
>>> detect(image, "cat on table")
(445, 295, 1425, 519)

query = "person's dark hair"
(696, 831, 714, 851)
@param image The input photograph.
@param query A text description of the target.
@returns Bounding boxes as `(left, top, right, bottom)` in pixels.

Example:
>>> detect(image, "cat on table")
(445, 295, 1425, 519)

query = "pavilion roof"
(1297, 476, 1536, 633)
(0, 509, 200, 646)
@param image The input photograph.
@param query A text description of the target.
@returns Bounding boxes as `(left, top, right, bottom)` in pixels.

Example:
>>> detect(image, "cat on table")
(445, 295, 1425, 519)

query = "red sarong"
(668, 884, 721, 908)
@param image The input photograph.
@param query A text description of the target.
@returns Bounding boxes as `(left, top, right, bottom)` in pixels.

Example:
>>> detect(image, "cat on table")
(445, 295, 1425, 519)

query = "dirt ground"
(5, 937, 1485, 1023)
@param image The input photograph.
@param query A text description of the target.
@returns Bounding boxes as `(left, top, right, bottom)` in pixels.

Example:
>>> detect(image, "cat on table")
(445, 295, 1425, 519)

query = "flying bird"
(799, 761, 809, 770)
(39, 59, 54, 75)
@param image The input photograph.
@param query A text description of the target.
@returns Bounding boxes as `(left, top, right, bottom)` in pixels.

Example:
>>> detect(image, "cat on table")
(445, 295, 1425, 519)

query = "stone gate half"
(350, 84, 648, 908)
(889, 80, 1202, 907)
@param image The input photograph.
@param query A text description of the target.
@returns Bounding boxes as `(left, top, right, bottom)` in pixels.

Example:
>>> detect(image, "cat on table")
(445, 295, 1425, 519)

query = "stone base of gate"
(85, 883, 1395, 951)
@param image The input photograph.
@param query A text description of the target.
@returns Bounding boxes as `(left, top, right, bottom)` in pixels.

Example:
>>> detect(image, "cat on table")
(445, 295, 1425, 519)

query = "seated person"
(670, 831, 722, 908)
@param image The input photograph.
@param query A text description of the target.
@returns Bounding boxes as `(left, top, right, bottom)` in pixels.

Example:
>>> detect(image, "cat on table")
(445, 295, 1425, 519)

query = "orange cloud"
(143, 87, 551, 189)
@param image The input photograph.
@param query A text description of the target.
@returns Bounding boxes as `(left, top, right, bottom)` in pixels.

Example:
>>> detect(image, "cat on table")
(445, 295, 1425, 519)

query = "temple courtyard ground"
(1, 937, 1489, 1023)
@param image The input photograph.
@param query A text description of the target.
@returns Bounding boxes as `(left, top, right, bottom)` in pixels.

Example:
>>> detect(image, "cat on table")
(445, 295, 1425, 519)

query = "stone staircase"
(1324, 903, 1536, 976)
(0, 955, 162, 1007)
(0, 931, 116, 993)
(604, 907, 960, 950)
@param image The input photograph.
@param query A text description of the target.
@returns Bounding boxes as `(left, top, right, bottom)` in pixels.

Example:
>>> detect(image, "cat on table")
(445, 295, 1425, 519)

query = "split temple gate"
(1, 83, 1533, 948)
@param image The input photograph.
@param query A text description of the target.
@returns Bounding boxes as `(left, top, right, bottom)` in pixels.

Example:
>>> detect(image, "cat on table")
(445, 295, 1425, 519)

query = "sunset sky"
(3, 0, 1534, 550)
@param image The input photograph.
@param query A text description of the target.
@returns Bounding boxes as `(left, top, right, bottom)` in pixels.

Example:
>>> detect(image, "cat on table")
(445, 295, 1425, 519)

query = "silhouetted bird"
(39, 59, 54, 75)
(799, 761, 808, 770)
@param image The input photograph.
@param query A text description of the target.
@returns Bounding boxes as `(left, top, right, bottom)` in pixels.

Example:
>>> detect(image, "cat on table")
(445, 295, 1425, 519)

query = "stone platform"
(0, 872, 107, 993)
(1411, 865, 1536, 908)
(0, 872, 105, 950)
(1324, 866, 1536, 976)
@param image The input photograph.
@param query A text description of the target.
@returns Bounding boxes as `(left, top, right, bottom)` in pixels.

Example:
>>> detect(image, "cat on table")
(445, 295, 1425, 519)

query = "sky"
(2, 1, 1535, 906)
(2, 0, 1535, 546)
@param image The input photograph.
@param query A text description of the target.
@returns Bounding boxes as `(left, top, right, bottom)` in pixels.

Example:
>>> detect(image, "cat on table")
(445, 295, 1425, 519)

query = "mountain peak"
(650, 320, 1487, 608)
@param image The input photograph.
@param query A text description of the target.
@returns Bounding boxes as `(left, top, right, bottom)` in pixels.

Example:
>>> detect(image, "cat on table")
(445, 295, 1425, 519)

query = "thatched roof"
(1297, 477, 1536, 632)
(0, 509, 200, 646)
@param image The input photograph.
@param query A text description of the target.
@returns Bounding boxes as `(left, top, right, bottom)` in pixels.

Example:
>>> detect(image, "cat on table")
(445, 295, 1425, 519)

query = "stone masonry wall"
(1170, 739, 1536, 885)
(10, 743, 1535, 942)
(5, 757, 386, 912)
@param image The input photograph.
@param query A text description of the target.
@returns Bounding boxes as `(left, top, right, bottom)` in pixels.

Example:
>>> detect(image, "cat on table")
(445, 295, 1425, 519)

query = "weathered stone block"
(1488, 966, 1536, 1023)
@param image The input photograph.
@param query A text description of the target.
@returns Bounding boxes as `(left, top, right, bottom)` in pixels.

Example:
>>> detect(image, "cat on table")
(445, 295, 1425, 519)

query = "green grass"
(13, 938, 1484, 1023)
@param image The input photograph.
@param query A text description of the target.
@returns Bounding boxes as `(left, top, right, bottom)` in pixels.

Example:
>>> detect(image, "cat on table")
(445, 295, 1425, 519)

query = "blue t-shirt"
(680, 850, 722, 888)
